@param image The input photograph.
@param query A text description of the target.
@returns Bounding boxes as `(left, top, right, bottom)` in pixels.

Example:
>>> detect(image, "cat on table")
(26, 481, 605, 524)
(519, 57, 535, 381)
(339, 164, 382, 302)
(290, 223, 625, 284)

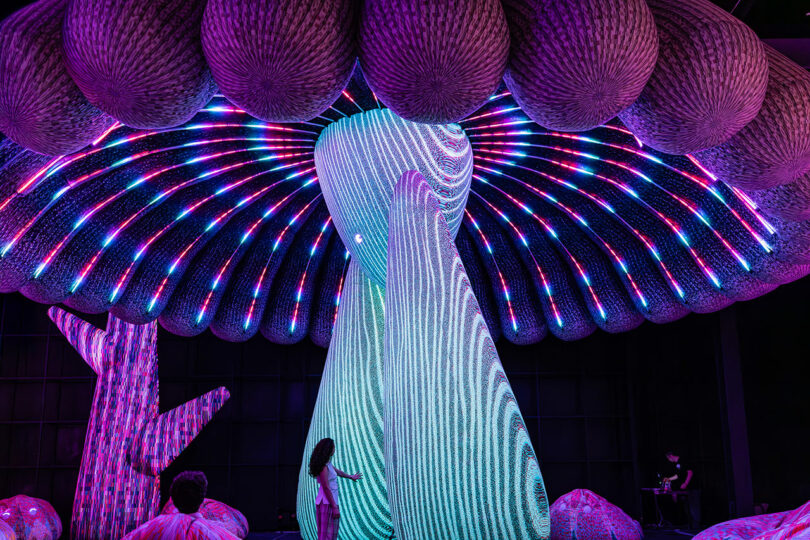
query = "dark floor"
(246, 534, 302, 540)
(246, 527, 695, 539)
(645, 528, 697, 539)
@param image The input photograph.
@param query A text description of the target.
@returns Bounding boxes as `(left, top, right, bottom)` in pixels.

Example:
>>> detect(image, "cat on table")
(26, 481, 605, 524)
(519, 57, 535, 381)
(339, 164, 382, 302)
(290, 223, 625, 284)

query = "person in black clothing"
(662, 450, 701, 530)
(664, 450, 694, 490)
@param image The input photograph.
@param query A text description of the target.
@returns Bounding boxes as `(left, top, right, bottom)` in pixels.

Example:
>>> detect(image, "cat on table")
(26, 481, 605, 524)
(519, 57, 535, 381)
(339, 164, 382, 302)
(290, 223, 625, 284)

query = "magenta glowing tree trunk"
(48, 307, 230, 540)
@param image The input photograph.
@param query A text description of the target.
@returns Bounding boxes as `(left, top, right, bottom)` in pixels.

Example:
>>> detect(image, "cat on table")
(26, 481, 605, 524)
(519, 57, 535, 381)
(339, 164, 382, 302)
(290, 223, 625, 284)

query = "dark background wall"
(1, 278, 808, 532)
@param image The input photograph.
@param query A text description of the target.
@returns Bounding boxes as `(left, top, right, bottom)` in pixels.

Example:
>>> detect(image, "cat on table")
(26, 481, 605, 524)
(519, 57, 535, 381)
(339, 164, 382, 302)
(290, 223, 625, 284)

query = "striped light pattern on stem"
(0, 75, 803, 347)
(386, 170, 548, 539)
(297, 260, 392, 540)
(315, 107, 473, 286)
(47, 307, 229, 540)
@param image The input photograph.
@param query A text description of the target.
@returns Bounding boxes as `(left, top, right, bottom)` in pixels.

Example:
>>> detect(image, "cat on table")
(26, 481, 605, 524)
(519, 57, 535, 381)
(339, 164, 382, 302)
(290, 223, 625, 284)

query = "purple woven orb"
(503, 0, 658, 132)
(747, 172, 810, 222)
(695, 46, 810, 190)
(0, 0, 113, 156)
(202, 0, 356, 123)
(359, 0, 510, 124)
(62, 0, 215, 130)
(619, 0, 768, 155)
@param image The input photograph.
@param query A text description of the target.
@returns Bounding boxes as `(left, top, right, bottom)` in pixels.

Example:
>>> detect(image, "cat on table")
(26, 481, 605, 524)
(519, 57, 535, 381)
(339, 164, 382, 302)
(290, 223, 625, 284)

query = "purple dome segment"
(202, 0, 357, 123)
(693, 501, 810, 540)
(359, 0, 509, 124)
(162, 498, 249, 539)
(550, 489, 642, 540)
(619, 0, 768, 155)
(62, 0, 215, 130)
(694, 46, 810, 191)
(315, 108, 473, 287)
(503, 0, 658, 132)
(0, 495, 62, 540)
(0, 0, 113, 156)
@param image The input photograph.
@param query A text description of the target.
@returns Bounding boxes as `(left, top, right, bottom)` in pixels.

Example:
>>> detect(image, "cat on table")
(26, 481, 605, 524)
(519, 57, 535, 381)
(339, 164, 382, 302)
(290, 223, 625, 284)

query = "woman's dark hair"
(309, 438, 335, 477)
(171, 470, 208, 514)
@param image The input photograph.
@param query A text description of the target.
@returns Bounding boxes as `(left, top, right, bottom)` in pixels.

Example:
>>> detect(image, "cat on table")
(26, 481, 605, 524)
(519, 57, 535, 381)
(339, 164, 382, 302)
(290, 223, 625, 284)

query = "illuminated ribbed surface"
(0, 519, 12, 540)
(316, 108, 473, 286)
(162, 498, 249, 539)
(63, 0, 215, 129)
(202, 0, 357, 123)
(694, 46, 810, 191)
(0, 75, 804, 345)
(297, 261, 392, 540)
(48, 307, 229, 540)
(385, 170, 548, 539)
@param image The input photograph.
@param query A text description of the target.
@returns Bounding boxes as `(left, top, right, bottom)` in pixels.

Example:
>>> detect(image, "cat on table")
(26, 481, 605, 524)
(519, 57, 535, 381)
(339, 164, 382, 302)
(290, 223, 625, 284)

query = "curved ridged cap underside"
(0, 77, 804, 347)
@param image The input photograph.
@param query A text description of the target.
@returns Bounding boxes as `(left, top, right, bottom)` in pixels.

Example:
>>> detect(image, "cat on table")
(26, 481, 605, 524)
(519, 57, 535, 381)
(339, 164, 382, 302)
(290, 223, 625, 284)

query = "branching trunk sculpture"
(48, 307, 230, 540)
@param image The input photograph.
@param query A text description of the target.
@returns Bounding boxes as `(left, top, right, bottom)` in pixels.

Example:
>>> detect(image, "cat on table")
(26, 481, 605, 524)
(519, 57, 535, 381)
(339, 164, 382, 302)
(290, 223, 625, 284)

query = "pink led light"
(243, 194, 323, 331)
(464, 209, 519, 332)
(289, 217, 332, 333)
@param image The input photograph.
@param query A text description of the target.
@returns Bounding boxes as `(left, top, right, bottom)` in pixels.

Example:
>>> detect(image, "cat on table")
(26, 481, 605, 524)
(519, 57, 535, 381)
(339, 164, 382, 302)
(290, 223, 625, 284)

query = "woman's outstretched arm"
(334, 466, 363, 481)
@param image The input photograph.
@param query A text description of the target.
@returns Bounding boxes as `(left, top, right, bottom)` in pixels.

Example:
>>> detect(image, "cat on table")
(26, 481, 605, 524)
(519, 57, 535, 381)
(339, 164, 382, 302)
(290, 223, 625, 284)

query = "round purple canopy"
(503, 0, 658, 132)
(619, 0, 768, 155)
(202, 0, 357, 123)
(62, 0, 216, 130)
(359, 0, 510, 124)
(0, 0, 113, 156)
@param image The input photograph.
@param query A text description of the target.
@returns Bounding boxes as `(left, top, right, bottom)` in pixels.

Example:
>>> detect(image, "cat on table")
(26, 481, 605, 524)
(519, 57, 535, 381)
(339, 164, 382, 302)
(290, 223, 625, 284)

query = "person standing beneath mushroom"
(309, 438, 363, 540)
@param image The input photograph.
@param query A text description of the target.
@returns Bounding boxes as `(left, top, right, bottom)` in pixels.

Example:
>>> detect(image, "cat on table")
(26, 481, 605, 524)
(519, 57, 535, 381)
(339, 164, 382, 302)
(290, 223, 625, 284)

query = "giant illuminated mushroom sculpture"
(0, 0, 809, 539)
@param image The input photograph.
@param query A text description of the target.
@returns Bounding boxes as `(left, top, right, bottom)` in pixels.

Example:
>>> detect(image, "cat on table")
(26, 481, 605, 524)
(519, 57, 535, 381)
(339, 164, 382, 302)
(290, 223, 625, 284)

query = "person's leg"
(688, 490, 701, 530)
(316, 504, 328, 540)
(323, 504, 339, 540)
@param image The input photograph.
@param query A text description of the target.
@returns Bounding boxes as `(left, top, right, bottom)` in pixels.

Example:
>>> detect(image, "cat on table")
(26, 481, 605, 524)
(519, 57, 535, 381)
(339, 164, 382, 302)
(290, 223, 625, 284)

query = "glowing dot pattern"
(0, 75, 803, 346)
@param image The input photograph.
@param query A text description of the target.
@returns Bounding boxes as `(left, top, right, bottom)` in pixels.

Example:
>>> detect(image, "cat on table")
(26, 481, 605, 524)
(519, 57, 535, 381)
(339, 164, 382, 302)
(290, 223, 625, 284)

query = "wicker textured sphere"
(695, 46, 810, 190)
(503, 0, 658, 132)
(202, 0, 356, 123)
(0, 0, 112, 156)
(619, 0, 768, 155)
(359, 0, 510, 124)
(748, 172, 810, 222)
(63, 0, 215, 130)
